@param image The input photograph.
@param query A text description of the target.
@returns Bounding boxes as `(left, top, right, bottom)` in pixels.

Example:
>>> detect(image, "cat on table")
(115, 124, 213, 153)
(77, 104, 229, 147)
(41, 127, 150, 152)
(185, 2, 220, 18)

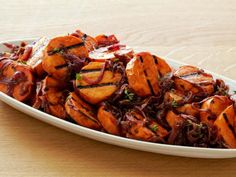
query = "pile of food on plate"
(0, 29, 236, 148)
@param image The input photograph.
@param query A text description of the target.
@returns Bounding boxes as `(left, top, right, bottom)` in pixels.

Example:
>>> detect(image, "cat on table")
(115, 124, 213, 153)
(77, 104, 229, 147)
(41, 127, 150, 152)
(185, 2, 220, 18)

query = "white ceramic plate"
(1, 39, 236, 159)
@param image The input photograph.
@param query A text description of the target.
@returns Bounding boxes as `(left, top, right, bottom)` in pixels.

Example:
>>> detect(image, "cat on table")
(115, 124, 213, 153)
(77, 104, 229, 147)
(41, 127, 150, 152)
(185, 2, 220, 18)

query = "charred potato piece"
(97, 105, 120, 135)
(43, 87, 67, 119)
(76, 62, 122, 104)
(126, 52, 172, 97)
(214, 105, 236, 148)
(0, 59, 34, 102)
(71, 30, 98, 52)
(166, 111, 183, 129)
(34, 76, 67, 119)
(176, 103, 199, 117)
(95, 34, 119, 47)
(42, 35, 88, 80)
(200, 96, 232, 125)
(164, 89, 185, 106)
(65, 92, 101, 130)
(121, 111, 168, 142)
(173, 65, 214, 96)
(26, 37, 49, 77)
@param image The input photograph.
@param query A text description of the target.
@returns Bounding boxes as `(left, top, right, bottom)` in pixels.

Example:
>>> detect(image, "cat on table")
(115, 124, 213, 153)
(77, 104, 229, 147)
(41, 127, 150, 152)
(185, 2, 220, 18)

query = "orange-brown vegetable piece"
(0, 59, 34, 102)
(71, 30, 98, 52)
(95, 34, 119, 47)
(126, 52, 172, 97)
(200, 95, 232, 125)
(214, 105, 236, 148)
(65, 92, 101, 130)
(33, 76, 67, 119)
(97, 104, 120, 135)
(121, 111, 168, 142)
(173, 65, 214, 97)
(76, 62, 122, 104)
(42, 35, 88, 80)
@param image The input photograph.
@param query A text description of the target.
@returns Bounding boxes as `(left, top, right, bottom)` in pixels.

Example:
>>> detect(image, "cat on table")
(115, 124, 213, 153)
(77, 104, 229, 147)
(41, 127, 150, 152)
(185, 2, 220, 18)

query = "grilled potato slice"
(42, 35, 88, 80)
(34, 76, 67, 119)
(121, 111, 168, 142)
(43, 87, 67, 119)
(26, 37, 49, 77)
(65, 92, 101, 130)
(95, 34, 119, 47)
(126, 52, 172, 97)
(0, 59, 34, 102)
(76, 62, 122, 104)
(166, 111, 183, 129)
(200, 96, 232, 125)
(71, 30, 98, 52)
(97, 104, 120, 135)
(176, 103, 199, 117)
(164, 89, 185, 106)
(173, 65, 214, 97)
(214, 105, 236, 148)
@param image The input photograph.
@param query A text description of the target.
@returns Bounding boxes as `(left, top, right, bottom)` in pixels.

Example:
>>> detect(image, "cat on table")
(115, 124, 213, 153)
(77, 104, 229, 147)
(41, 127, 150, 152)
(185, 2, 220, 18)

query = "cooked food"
(42, 35, 88, 80)
(126, 52, 171, 97)
(0, 59, 34, 101)
(65, 92, 101, 129)
(1, 29, 236, 149)
(75, 61, 122, 104)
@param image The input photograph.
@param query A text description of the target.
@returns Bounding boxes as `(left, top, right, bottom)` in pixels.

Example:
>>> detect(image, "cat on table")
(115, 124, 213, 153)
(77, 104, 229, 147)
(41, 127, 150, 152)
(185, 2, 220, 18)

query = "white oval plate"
(1, 39, 236, 159)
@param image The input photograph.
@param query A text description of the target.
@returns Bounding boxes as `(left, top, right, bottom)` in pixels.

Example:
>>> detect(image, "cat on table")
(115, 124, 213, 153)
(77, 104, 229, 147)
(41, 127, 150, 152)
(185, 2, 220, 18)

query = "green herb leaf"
(171, 100, 178, 108)
(18, 61, 27, 65)
(113, 58, 119, 62)
(76, 73, 82, 80)
(150, 124, 158, 132)
(124, 88, 135, 101)
(233, 90, 236, 94)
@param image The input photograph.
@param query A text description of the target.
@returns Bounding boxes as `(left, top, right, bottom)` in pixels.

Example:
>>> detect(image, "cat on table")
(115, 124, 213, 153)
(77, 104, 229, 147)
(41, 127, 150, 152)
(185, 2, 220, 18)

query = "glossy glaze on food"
(1, 29, 236, 148)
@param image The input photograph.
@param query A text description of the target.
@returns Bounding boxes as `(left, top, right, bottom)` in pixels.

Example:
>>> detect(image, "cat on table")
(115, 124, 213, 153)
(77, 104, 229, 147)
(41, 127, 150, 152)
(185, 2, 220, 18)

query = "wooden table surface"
(1, 0, 236, 176)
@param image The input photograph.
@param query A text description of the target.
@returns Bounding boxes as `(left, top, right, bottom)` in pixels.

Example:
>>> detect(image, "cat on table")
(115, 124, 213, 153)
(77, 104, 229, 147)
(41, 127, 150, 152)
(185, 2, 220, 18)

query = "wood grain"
(0, 0, 236, 176)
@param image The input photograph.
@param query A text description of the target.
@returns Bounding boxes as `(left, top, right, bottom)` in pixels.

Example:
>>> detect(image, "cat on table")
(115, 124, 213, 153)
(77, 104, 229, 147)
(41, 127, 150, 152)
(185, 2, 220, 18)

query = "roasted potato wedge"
(65, 92, 101, 129)
(214, 105, 236, 148)
(0, 59, 34, 102)
(173, 65, 214, 97)
(76, 62, 122, 104)
(42, 35, 88, 80)
(126, 52, 172, 97)
(200, 96, 232, 125)
(97, 104, 120, 135)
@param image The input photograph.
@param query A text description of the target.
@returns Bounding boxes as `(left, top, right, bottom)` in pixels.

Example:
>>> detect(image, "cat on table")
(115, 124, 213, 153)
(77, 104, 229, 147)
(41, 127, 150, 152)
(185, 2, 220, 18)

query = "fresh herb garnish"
(113, 58, 119, 62)
(233, 90, 236, 94)
(18, 61, 27, 65)
(76, 73, 82, 80)
(124, 88, 135, 101)
(171, 100, 178, 108)
(150, 124, 158, 132)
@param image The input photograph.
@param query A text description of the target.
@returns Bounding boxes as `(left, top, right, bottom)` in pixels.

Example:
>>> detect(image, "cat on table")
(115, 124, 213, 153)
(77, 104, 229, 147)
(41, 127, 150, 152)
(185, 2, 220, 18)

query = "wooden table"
(1, 0, 236, 176)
